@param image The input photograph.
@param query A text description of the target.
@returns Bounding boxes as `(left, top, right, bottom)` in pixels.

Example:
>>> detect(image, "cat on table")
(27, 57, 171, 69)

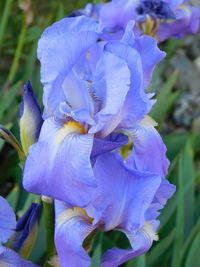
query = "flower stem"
(7, 16, 27, 83)
(42, 197, 56, 267)
(0, 0, 13, 52)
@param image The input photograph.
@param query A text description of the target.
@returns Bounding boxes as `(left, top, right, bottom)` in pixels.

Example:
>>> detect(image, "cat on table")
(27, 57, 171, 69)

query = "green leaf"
(6, 185, 19, 211)
(172, 139, 195, 267)
(126, 255, 146, 267)
(185, 232, 200, 267)
(0, 82, 21, 119)
(150, 72, 179, 124)
(29, 213, 46, 263)
(181, 218, 200, 265)
(181, 140, 195, 238)
(91, 232, 103, 267)
(17, 193, 40, 217)
(91, 243, 102, 267)
(164, 39, 183, 59)
(147, 230, 174, 267)
(0, 0, 13, 51)
(163, 132, 189, 162)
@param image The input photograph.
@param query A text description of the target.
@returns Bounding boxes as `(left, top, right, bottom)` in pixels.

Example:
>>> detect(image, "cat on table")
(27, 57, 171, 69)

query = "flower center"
(136, 0, 175, 21)
(54, 121, 86, 147)
(63, 121, 86, 135)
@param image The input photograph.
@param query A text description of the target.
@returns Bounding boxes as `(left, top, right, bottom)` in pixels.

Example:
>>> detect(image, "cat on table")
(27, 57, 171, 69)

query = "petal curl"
(23, 118, 96, 207)
(101, 221, 158, 267)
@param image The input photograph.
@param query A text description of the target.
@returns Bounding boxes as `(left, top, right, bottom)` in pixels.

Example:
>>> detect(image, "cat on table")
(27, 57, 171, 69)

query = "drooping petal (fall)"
(23, 118, 96, 207)
(101, 221, 158, 267)
(127, 116, 169, 177)
(54, 201, 96, 267)
(88, 152, 161, 231)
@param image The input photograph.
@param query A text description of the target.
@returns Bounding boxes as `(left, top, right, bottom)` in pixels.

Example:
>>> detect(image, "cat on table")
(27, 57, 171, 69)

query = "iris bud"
(20, 81, 43, 156)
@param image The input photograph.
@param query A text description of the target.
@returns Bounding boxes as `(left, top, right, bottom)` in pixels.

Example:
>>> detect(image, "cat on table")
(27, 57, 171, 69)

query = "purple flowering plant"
(0, 0, 199, 267)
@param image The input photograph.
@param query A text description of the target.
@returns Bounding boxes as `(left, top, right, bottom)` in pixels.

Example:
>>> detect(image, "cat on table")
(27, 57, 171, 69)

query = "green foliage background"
(0, 1, 200, 266)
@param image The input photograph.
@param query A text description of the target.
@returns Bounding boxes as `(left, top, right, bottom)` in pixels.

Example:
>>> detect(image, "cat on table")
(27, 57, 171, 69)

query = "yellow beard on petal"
(139, 15, 159, 39)
(141, 221, 159, 243)
(54, 121, 86, 146)
(56, 207, 93, 225)
(63, 121, 86, 134)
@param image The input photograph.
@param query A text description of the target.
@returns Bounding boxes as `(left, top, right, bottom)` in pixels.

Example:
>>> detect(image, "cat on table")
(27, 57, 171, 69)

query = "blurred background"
(0, 0, 200, 266)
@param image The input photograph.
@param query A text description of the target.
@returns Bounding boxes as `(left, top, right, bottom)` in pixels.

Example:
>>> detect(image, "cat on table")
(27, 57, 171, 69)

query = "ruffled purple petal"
(88, 152, 161, 231)
(100, 0, 138, 31)
(127, 117, 169, 177)
(89, 51, 131, 136)
(105, 39, 150, 128)
(126, 34, 165, 88)
(157, 5, 200, 41)
(37, 16, 100, 117)
(0, 196, 16, 244)
(23, 118, 96, 207)
(101, 224, 156, 267)
(145, 177, 176, 222)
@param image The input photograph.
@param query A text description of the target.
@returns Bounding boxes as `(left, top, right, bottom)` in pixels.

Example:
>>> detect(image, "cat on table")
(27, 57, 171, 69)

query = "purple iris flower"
(99, 0, 200, 41)
(22, 16, 165, 208)
(54, 150, 175, 266)
(0, 196, 39, 266)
